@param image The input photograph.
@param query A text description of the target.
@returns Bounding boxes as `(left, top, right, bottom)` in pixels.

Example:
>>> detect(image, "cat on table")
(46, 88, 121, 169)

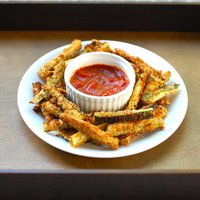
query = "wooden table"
(0, 31, 199, 198)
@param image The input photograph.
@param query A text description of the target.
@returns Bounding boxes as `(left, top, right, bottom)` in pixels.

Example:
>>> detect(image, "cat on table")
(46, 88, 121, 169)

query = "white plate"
(17, 40, 188, 158)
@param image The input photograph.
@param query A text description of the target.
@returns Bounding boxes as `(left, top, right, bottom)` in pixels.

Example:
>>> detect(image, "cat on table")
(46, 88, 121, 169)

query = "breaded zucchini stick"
(32, 82, 43, 96)
(40, 102, 53, 121)
(107, 117, 164, 137)
(153, 105, 168, 118)
(69, 123, 109, 147)
(119, 119, 164, 146)
(114, 48, 168, 80)
(42, 101, 63, 118)
(46, 60, 66, 86)
(38, 39, 82, 81)
(30, 59, 70, 104)
(114, 48, 136, 63)
(142, 72, 171, 97)
(43, 85, 85, 120)
(126, 73, 148, 109)
(157, 96, 170, 106)
(94, 108, 153, 124)
(41, 101, 69, 131)
(42, 86, 91, 143)
(69, 131, 88, 147)
(60, 113, 119, 150)
(83, 39, 113, 53)
(32, 82, 43, 112)
(43, 119, 69, 132)
(30, 88, 50, 104)
(141, 84, 179, 105)
(132, 57, 163, 80)
(58, 129, 76, 141)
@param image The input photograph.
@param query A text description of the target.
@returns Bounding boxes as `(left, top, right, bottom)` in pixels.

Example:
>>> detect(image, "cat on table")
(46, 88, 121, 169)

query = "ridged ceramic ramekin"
(64, 52, 135, 113)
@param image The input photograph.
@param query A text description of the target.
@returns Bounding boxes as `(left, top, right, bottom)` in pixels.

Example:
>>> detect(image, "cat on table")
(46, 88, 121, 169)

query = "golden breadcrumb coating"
(60, 113, 119, 150)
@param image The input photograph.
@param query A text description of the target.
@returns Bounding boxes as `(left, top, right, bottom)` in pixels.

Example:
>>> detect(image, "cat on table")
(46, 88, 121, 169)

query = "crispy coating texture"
(69, 123, 109, 147)
(38, 39, 82, 81)
(83, 39, 113, 53)
(133, 57, 163, 79)
(32, 82, 43, 96)
(107, 117, 164, 137)
(41, 101, 69, 131)
(141, 84, 179, 105)
(69, 131, 88, 147)
(43, 119, 69, 132)
(114, 48, 136, 63)
(144, 74, 165, 93)
(94, 108, 153, 124)
(46, 60, 66, 87)
(162, 71, 171, 82)
(118, 135, 132, 146)
(42, 101, 63, 118)
(114, 48, 169, 81)
(43, 85, 85, 120)
(30, 85, 67, 105)
(32, 82, 43, 112)
(126, 73, 148, 110)
(153, 105, 168, 118)
(30, 89, 50, 104)
(58, 129, 76, 141)
(157, 96, 170, 106)
(114, 118, 164, 146)
(142, 72, 171, 101)
(40, 102, 53, 121)
(60, 113, 119, 149)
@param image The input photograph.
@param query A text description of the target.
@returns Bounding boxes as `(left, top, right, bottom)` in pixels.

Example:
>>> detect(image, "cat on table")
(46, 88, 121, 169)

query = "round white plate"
(17, 40, 188, 158)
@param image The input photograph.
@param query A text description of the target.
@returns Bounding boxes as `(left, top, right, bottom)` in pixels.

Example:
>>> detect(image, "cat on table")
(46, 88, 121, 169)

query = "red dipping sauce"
(70, 64, 129, 96)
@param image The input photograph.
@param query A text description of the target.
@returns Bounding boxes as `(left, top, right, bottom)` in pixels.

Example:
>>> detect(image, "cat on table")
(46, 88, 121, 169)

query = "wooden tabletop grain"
(0, 31, 199, 171)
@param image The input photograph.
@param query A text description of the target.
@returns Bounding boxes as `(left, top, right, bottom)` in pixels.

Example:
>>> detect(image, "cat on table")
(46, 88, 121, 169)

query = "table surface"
(0, 31, 199, 171)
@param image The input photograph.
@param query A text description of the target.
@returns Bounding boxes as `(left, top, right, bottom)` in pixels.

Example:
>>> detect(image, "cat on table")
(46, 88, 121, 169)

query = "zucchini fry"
(46, 60, 66, 86)
(153, 105, 168, 118)
(133, 57, 163, 79)
(114, 48, 169, 80)
(57, 129, 76, 141)
(157, 96, 170, 106)
(69, 131, 88, 147)
(107, 117, 164, 137)
(142, 72, 171, 97)
(141, 84, 179, 105)
(69, 123, 109, 147)
(43, 119, 69, 132)
(126, 73, 148, 109)
(94, 108, 153, 124)
(32, 82, 43, 112)
(43, 85, 85, 120)
(119, 135, 132, 146)
(114, 48, 159, 77)
(114, 48, 136, 63)
(42, 101, 63, 118)
(46, 59, 72, 89)
(38, 39, 82, 81)
(41, 101, 69, 132)
(32, 82, 43, 96)
(60, 113, 119, 150)
(83, 39, 113, 53)
(30, 88, 50, 104)
(40, 103, 56, 132)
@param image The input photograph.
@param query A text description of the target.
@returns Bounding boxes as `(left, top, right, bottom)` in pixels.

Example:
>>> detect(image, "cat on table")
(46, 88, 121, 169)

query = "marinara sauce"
(70, 64, 129, 96)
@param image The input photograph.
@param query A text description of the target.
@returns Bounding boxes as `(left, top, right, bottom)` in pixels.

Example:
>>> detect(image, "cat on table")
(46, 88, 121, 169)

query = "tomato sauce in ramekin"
(70, 64, 129, 96)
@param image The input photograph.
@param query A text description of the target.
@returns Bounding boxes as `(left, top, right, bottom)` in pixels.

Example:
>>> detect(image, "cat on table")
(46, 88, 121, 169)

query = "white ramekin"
(64, 52, 135, 113)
